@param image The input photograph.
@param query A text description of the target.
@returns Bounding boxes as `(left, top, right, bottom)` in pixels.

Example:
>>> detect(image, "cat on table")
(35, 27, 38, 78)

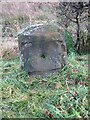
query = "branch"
(57, 8, 77, 23)
(64, 14, 77, 23)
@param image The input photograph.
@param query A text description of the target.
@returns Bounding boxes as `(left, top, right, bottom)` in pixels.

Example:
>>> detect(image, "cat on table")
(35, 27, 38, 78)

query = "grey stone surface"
(18, 24, 67, 76)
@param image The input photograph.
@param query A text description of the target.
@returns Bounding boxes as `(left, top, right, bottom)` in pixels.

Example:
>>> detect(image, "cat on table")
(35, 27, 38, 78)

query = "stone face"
(18, 24, 67, 76)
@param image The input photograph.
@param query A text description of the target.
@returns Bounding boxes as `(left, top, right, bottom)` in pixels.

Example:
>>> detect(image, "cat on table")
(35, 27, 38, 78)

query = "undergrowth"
(1, 53, 89, 119)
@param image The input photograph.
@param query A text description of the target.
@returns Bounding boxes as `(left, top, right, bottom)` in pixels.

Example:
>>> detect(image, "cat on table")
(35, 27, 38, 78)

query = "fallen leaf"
(30, 90, 37, 94)
(49, 113, 54, 118)
(68, 81, 74, 85)
(72, 69, 78, 73)
(55, 82, 62, 89)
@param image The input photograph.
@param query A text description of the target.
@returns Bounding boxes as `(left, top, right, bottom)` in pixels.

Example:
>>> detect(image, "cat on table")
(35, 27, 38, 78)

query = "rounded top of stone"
(18, 23, 62, 36)
(18, 24, 43, 35)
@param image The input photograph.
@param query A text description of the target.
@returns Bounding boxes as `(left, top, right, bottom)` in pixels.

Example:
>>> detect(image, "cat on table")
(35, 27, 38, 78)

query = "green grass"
(1, 53, 89, 118)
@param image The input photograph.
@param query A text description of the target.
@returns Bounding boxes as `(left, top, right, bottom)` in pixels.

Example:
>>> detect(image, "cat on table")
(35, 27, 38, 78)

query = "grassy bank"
(1, 53, 89, 118)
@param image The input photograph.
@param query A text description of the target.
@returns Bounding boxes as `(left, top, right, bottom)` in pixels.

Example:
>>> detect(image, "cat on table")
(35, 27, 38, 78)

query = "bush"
(65, 30, 75, 53)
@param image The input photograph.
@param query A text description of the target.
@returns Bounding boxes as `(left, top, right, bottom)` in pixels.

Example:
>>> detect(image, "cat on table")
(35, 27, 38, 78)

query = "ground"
(1, 40, 89, 119)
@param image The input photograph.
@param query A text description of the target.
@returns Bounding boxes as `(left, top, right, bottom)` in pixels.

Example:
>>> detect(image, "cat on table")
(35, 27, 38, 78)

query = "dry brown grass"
(1, 38, 19, 60)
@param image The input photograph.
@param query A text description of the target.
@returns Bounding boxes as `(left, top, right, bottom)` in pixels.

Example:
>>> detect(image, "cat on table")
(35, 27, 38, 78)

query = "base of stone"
(28, 68, 60, 77)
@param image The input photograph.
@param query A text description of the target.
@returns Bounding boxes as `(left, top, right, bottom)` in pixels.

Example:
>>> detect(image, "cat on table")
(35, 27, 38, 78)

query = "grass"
(1, 52, 89, 119)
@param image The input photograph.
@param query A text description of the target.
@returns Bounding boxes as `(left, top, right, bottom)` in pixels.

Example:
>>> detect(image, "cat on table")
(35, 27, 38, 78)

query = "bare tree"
(56, 2, 89, 53)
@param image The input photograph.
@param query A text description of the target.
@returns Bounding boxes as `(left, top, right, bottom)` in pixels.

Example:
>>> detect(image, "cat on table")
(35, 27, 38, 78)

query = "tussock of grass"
(1, 53, 89, 118)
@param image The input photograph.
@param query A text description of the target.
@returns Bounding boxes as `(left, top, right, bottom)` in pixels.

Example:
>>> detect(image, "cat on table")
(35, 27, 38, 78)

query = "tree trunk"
(74, 12, 81, 53)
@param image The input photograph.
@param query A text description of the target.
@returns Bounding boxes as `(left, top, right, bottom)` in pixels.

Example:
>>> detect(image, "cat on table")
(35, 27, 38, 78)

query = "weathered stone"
(18, 24, 67, 76)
